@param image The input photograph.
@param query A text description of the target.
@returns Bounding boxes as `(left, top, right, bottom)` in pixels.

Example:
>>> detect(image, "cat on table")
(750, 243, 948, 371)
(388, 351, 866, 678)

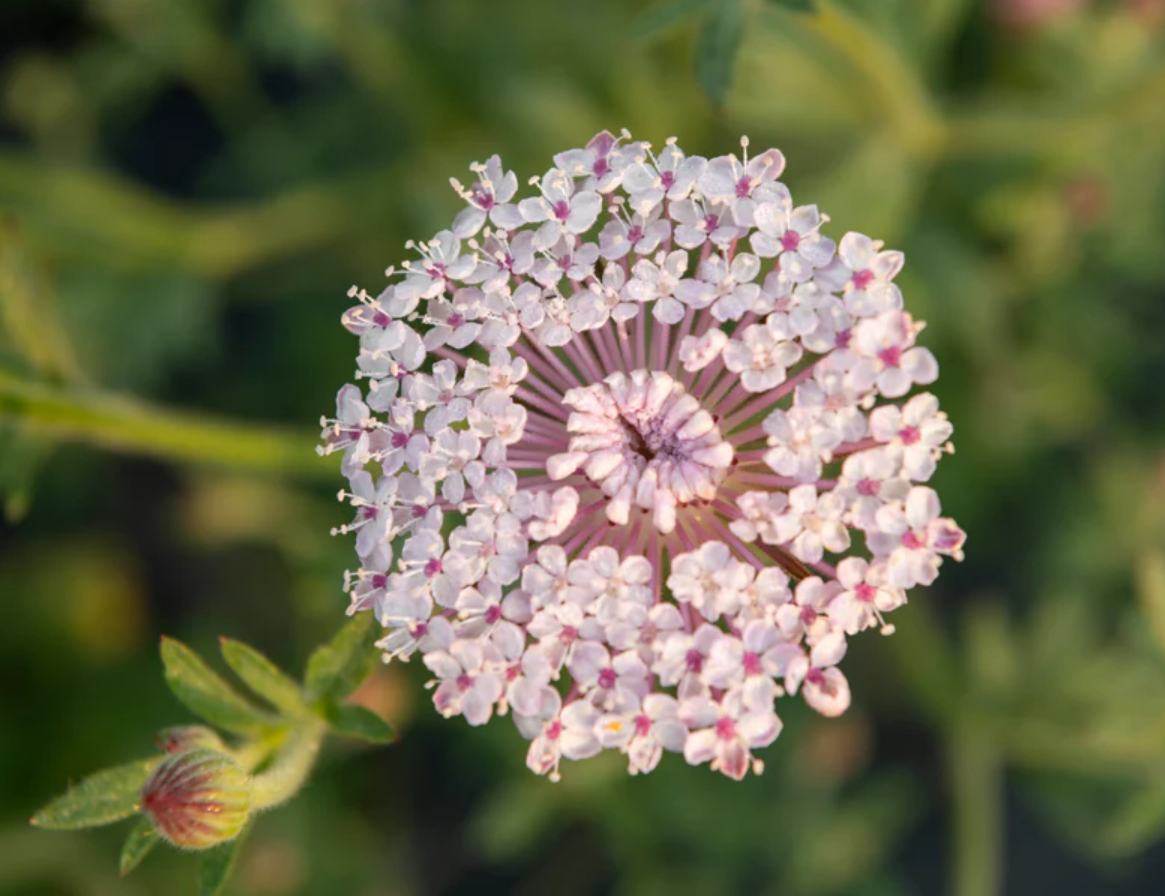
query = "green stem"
(0, 371, 330, 480)
(248, 720, 327, 812)
(950, 720, 1003, 896)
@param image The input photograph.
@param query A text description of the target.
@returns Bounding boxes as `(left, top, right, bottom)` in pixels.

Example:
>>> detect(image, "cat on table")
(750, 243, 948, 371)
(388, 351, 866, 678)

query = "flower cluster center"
(547, 369, 734, 534)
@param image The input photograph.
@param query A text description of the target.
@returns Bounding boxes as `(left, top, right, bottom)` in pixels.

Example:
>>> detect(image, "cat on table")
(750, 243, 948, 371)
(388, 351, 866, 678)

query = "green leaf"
(1101, 776, 1165, 857)
(695, 0, 744, 109)
(219, 638, 306, 716)
(325, 703, 396, 744)
(765, 0, 815, 10)
(161, 637, 278, 735)
(632, 0, 715, 42)
(119, 816, 159, 876)
(198, 827, 249, 896)
(30, 758, 158, 830)
(303, 613, 379, 706)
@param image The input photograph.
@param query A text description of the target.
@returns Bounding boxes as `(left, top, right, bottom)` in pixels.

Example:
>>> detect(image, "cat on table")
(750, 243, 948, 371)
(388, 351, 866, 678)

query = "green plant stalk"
(0, 371, 331, 479)
(950, 720, 1003, 896)
(248, 719, 327, 812)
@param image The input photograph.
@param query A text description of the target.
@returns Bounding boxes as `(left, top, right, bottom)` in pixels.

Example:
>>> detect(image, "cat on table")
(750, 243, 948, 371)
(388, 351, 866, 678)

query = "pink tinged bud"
(156, 726, 227, 754)
(139, 748, 251, 850)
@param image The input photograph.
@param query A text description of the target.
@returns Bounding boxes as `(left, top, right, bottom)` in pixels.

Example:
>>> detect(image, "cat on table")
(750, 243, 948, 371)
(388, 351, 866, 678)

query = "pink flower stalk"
(322, 131, 966, 782)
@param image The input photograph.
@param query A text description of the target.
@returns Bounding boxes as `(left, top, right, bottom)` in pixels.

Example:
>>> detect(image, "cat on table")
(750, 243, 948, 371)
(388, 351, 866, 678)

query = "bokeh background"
(3, 0, 1165, 894)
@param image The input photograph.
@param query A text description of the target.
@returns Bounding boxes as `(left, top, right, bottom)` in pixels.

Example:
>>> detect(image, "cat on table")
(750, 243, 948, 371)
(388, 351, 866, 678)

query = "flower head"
(323, 132, 965, 781)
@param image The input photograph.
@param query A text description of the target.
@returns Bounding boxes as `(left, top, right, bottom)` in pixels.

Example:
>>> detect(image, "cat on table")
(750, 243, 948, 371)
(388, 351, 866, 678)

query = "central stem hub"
(546, 369, 734, 534)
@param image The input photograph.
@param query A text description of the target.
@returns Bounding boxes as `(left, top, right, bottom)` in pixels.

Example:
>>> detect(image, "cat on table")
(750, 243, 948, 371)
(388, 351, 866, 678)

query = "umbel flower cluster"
(321, 131, 966, 781)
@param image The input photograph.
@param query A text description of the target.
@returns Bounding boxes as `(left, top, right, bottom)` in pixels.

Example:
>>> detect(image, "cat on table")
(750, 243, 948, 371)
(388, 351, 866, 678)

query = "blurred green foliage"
(2, 0, 1165, 893)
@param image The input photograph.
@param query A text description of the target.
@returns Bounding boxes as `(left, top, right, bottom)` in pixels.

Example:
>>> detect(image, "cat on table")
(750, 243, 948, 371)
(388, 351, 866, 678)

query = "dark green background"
(2, 1, 1165, 894)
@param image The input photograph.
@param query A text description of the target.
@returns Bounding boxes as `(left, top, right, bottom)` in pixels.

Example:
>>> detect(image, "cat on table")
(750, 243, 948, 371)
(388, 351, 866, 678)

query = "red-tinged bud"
(156, 726, 227, 754)
(139, 748, 251, 850)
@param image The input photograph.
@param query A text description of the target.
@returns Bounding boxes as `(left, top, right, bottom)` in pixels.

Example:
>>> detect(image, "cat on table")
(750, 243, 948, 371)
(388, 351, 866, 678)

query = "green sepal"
(119, 816, 159, 876)
(30, 757, 159, 830)
(161, 636, 279, 735)
(198, 824, 250, 896)
(303, 614, 378, 706)
(324, 703, 396, 744)
(219, 637, 307, 716)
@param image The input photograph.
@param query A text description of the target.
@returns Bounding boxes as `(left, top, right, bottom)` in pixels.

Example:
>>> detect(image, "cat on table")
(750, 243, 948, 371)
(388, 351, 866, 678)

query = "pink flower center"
(391, 431, 409, 449)
(781, 230, 801, 252)
(715, 716, 737, 740)
(856, 478, 880, 497)
(685, 648, 704, 673)
(423, 558, 443, 578)
(852, 269, 875, 290)
(546, 720, 563, 740)
(552, 200, 571, 221)
(806, 668, 826, 687)
(373, 311, 391, 328)
(743, 652, 763, 676)
(411, 504, 427, 519)
(456, 673, 474, 692)
(598, 668, 617, 689)
(362, 506, 378, 520)
(855, 583, 876, 603)
(371, 574, 388, 589)
(703, 213, 719, 232)
(835, 328, 852, 349)
(901, 530, 925, 550)
(593, 158, 610, 178)
(447, 312, 465, 328)
(627, 225, 643, 243)
(635, 714, 652, 737)
(879, 345, 903, 368)
(659, 171, 676, 190)
(899, 426, 921, 445)
(506, 663, 521, 681)
(559, 625, 578, 645)
(484, 605, 502, 625)
(412, 622, 428, 638)
(800, 606, 818, 626)
(735, 176, 752, 198)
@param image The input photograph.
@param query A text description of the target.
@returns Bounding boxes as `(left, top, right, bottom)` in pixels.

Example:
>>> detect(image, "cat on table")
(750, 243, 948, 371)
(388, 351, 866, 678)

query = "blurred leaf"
(31, 758, 158, 830)
(161, 636, 279, 736)
(219, 638, 307, 716)
(304, 613, 379, 706)
(695, 0, 744, 109)
(324, 703, 395, 744)
(0, 421, 48, 522)
(1137, 551, 1165, 658)
(0, 220, 82, 382)
(1100, 776, 1165, 857)
(118, 816, 159, 876)
(632, 0, 715, 41)
(766, 0, 816, 9)
(198, 827, 249, 896)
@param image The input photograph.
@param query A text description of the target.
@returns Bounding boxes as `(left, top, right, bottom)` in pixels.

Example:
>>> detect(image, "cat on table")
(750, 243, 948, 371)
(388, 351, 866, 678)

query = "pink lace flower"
(323, 133, 966, 782)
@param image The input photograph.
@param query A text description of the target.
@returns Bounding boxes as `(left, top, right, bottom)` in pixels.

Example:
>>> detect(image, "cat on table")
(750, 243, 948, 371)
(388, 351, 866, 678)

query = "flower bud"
(139, 748, 252, 849)
(156, 725, 227, 754)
